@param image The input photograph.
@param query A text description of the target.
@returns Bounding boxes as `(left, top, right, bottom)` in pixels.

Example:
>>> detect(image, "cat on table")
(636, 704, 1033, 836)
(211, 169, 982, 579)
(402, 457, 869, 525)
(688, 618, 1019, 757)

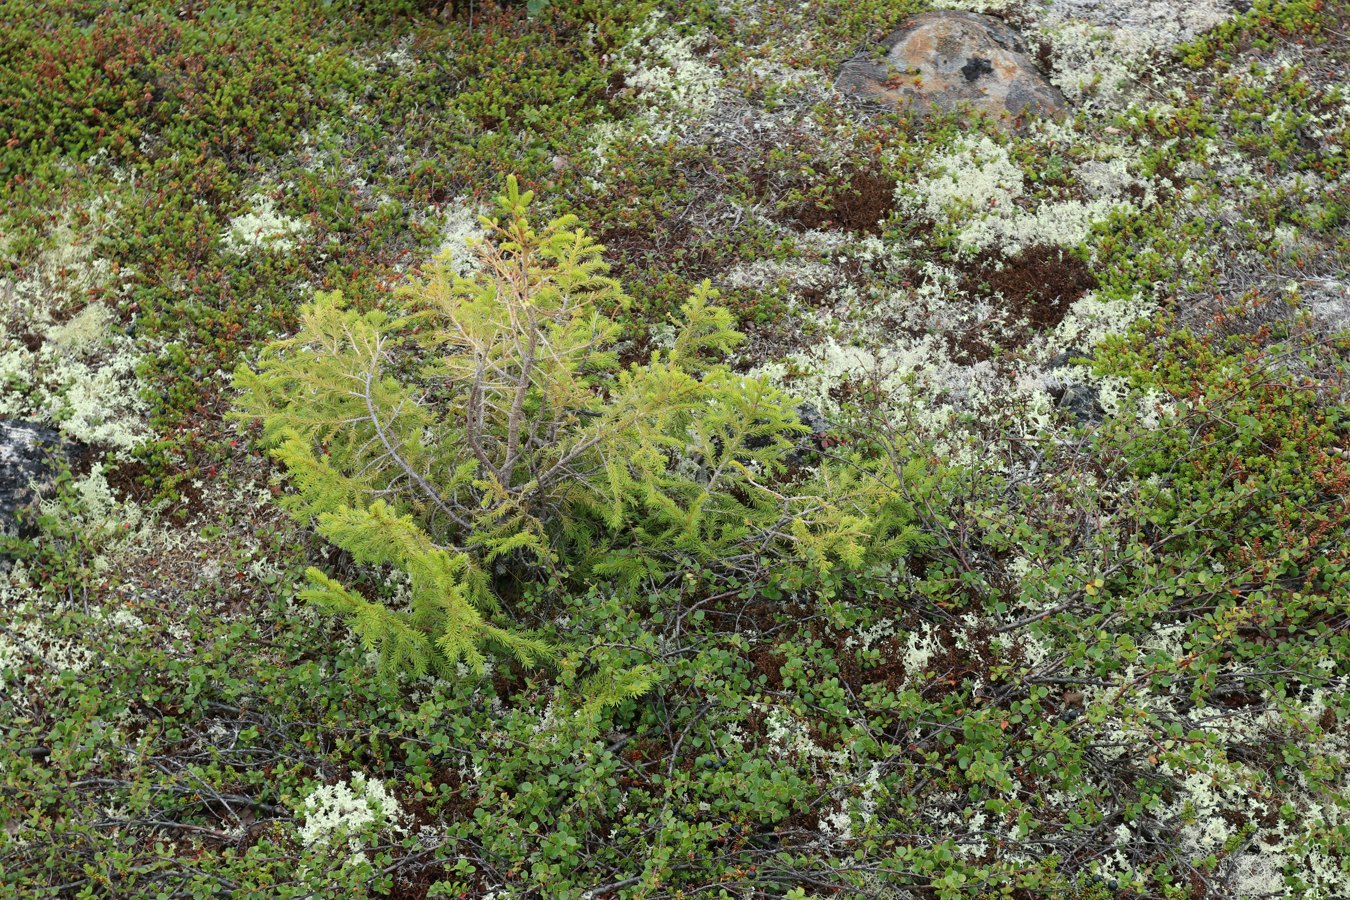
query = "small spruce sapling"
(233, 178, 874, 679)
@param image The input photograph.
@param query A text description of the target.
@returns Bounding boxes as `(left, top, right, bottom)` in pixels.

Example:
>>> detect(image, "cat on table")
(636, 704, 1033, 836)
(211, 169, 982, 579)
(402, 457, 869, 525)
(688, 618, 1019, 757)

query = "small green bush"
(234, 178, 874, 678)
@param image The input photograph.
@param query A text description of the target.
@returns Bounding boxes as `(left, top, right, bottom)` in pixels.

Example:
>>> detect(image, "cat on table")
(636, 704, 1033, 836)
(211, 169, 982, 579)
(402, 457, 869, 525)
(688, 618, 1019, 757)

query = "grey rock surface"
(1052, 382, 1104, 424)
(1045, 349, 1103, 424)
(836, 11, 1067, 124)
(1, 421, 75, 538)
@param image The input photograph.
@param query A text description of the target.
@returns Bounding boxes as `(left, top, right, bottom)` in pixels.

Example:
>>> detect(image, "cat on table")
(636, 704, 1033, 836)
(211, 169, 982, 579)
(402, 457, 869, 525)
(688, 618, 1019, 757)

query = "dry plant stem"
(500, 296, 538, 486)
(358, 352, 469, 532)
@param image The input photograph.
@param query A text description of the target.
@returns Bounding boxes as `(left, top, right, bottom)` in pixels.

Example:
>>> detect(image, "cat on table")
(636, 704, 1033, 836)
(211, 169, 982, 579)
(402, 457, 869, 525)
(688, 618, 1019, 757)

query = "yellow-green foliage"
(234, 178, 869, 677)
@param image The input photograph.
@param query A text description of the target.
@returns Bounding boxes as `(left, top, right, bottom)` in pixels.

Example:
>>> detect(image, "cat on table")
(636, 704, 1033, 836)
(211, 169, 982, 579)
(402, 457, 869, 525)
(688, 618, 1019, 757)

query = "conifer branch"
(358, 350, 469, 532)
(232, 178, 890, 682)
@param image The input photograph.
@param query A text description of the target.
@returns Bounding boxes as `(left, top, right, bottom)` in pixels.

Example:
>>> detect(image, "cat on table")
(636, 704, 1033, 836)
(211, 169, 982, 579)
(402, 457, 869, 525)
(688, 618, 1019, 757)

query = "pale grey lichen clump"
(221, 193, 310, 255)
(0, 213, 149, 451)
(1041, 0, 1234, 108)
(624, 26, 723, 125)
(0, 565, 97, 687)
(585, 14, 725, 175)
(896, 128, 1146, 254)
(432, 197, 487, 277)
(931, 0, 1015, 11)
(763, 118, 1159, 439)
(1075, 673, 1350, 896)
(296, 773, 409, 867)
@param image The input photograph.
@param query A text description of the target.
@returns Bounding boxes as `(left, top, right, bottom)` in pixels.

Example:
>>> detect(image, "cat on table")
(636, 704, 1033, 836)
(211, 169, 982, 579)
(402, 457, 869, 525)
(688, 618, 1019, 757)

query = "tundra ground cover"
(1, 0, 1349, 896)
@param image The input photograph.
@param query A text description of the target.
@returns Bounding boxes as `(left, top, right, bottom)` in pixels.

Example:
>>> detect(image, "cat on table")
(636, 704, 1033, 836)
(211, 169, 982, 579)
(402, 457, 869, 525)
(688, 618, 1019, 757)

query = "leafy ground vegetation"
(2, 0, 1350, 896)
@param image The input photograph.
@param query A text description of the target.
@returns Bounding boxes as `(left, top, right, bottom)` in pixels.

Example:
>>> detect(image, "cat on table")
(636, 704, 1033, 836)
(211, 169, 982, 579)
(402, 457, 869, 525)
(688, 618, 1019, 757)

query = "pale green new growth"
(234, 178, 870, 680)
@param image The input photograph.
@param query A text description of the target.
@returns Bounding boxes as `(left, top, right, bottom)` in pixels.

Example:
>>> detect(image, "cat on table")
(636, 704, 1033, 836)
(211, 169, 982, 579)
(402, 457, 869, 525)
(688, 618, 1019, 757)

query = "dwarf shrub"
(233, 178, 877, 678)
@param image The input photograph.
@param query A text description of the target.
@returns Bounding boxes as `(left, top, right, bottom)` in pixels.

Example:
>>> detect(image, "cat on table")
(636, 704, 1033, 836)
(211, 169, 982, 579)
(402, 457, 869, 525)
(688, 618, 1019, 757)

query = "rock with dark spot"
(787, 403, 832, 466)
(961, 56, 994, 82)
(1044, 350, 1102, 424)
(1047, 347, 1090, 369)
(795, 403, 830, 436)
(835, 11, 1067, 125)
(1049, 382, 1103, 424)
(1, 421, 75, 538)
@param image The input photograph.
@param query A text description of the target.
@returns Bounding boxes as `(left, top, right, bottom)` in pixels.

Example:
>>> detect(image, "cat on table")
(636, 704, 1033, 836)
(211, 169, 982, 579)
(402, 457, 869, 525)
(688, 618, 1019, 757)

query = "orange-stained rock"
(835, 11, 1067, 126)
